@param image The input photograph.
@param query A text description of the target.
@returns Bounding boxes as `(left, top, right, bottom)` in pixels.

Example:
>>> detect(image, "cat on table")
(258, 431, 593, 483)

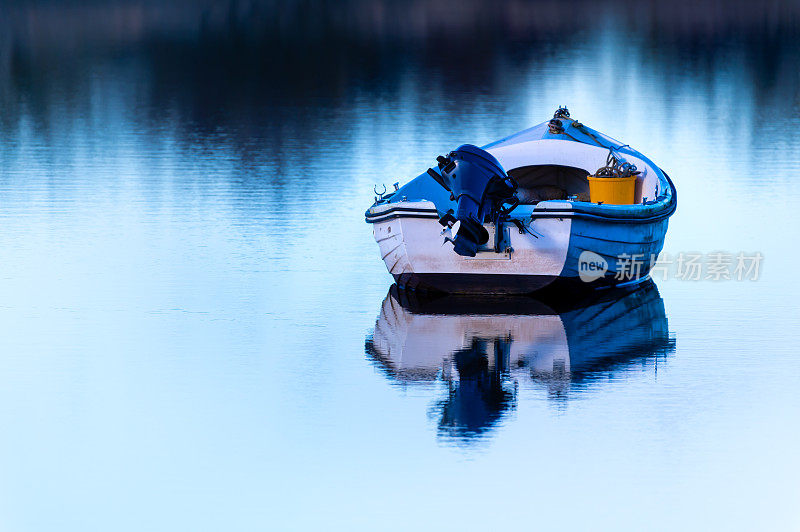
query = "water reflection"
(2, 0, 799, 163)
(367, 280, 675, 443)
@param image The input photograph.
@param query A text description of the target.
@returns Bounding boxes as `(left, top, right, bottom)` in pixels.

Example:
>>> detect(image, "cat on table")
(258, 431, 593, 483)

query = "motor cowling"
(427, 144, 518, 257)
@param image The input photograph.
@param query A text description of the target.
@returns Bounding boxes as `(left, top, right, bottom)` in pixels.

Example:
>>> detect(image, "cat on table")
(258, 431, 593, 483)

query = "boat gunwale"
(365, 172, 676, 225)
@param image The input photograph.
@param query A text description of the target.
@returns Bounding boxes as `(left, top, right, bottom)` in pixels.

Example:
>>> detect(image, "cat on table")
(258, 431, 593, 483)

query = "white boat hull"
(372, 200, 573, 293)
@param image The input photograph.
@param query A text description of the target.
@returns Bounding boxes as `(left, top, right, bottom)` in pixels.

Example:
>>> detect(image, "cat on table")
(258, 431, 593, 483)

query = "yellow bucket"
(587, 175, 636, 205)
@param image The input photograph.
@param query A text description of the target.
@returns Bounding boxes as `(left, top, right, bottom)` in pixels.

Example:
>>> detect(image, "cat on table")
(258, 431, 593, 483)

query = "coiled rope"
(594, 149, 640, 178)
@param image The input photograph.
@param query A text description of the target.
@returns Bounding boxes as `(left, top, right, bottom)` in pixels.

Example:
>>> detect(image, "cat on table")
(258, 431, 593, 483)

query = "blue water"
(1, 2, 799, 530)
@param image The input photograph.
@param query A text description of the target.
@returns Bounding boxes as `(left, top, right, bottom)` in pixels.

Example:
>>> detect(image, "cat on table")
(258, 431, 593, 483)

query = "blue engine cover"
(430, 144, 517, 256)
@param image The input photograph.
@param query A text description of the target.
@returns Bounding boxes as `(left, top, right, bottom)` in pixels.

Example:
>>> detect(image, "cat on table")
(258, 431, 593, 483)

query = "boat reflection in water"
(366, 280, 675, 444)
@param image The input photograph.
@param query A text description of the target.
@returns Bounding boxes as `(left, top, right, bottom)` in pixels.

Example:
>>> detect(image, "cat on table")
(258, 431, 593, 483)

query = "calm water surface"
(1, 2, 799, 530)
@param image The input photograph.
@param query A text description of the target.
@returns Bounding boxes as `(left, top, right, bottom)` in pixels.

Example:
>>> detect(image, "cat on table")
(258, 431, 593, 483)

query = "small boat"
(365, 107, 677, 294)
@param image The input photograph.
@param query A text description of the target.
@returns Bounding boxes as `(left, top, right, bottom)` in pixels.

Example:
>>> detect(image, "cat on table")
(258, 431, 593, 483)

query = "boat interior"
(508, 163, 659, 205)
(509, 164, 591, 203)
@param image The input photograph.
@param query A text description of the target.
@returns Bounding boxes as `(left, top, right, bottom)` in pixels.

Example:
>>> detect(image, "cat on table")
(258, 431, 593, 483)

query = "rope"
(560, 116, 639, 177)
(593, 149, 640, 178)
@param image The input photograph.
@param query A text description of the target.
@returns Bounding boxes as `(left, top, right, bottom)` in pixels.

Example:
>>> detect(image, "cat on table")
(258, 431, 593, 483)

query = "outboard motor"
(427, 144, 518, 257)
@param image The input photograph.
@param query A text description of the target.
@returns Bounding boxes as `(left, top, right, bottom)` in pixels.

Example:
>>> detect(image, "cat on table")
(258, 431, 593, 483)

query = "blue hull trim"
(560, 216, 670, 285)
(558, 171, 675, 286)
